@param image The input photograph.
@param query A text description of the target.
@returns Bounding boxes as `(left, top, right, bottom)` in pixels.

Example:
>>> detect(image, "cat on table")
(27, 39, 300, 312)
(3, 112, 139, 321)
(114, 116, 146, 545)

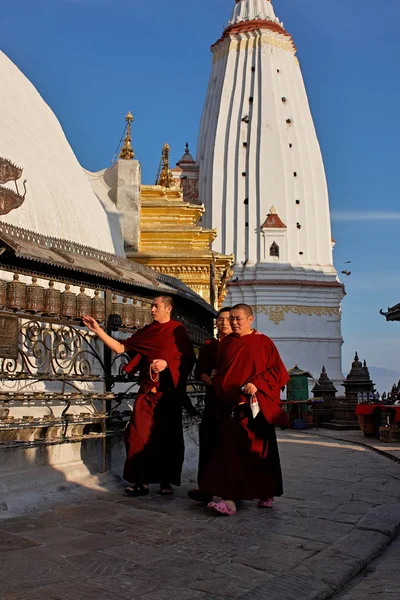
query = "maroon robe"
(122, 319, 195, 485)
(200, 330, 289, 500)
(195, 338, 219, 484)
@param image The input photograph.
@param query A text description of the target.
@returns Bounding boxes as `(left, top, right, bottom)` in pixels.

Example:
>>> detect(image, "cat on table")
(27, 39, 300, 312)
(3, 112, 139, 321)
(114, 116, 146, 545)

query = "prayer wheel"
(26, 277, 44, 313)
(286, 365, 311, 401)
(44, 281, 61, 316)
(132, 300, 142, 327)
(6, 274, 26, 311)
(91, 290, 105, 323)
(0, 279, 7, 308)
(60, 284, 76, 318)
(142, 301, 152, 326)
(76, 287, 91, 318)
(122, 297, 134, 327)
(111, 295, 123, 318)
(135, 301, 146, 327)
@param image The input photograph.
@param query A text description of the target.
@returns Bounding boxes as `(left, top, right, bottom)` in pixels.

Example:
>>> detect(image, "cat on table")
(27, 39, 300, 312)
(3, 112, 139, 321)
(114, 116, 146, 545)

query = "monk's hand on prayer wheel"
(242, 382, 258, 396)
(151, 359, 168, 373)
(82, 316, 101, 334)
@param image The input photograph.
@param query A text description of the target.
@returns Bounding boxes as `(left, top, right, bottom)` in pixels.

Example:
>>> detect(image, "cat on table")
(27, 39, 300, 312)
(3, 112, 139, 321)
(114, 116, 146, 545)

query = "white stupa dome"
(0, 51, 124, 255)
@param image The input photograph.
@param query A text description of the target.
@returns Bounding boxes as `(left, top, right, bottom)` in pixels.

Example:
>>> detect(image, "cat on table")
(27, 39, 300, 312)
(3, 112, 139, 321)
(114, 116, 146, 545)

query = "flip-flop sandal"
(208, 501, 237, 516)
(125, 484, 149, 497)
(159, 484, 173, 496)
(258, 498, 274, 508)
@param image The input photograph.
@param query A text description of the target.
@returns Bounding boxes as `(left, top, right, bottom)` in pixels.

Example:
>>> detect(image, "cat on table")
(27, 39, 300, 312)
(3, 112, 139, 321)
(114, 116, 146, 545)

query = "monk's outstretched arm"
(82, 316, 125, 354)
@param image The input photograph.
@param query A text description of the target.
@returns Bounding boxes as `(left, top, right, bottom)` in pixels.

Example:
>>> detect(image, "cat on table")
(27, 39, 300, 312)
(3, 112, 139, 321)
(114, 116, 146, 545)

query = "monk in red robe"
(200, 303, 289, 516)
(83, 295, 195, 496)
(188, 307, 232, 503)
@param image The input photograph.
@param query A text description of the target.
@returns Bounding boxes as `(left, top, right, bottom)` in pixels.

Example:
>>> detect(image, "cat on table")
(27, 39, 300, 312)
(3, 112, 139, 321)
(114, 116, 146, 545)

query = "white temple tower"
(197, 0, 344, 384)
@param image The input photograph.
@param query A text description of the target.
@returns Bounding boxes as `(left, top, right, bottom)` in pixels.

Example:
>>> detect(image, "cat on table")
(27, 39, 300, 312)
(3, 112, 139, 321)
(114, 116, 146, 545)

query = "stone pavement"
(303, 428, 400, 462)
(1, 430, 400, 600)
(337, 534, 400, 599)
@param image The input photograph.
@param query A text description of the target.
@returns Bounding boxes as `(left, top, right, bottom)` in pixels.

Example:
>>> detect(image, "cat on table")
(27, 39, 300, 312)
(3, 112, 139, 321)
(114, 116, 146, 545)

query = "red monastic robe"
(195, 338, 219, 484)
(122, 319, 195, 485)
(200, 330, 289, 500)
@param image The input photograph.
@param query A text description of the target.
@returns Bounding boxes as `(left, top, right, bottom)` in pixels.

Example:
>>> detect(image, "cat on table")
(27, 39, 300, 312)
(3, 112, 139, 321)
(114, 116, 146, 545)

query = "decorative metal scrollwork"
(0, 320, 106, 380)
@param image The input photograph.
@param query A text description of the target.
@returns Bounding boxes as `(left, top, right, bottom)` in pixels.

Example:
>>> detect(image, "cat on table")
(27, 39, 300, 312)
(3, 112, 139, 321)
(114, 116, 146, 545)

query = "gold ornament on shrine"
(156, 143, 174, 188)
(119, 112, 135, 160)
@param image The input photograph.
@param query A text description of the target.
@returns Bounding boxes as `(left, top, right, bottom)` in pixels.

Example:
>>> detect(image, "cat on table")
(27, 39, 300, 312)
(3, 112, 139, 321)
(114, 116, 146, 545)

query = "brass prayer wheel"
(111, 294, 123, 318)
(122, 297, 134, 327)
(6, 274, 26, 311)
(44, 281, 61, 316)
(26, 277, 44, 313)
(76, 287, 91, 318)
(132, 300, 141, 327)
(0, 279, 7, 308)
(91, 290, 105, 323)
(142, 301, 152, 326)
(60, 284, 76, 318)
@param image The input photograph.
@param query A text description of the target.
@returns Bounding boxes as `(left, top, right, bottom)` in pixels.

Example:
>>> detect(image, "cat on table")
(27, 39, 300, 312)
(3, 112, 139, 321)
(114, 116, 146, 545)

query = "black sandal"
(159, 483, 173, 496)
(125, 484, 149, 497)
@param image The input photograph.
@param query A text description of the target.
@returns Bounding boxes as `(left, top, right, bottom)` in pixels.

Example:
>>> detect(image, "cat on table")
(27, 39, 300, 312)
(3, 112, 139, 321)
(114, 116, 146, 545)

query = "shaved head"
(151, 295, 174, 323)
(216, 306, 232, 339)
(231, 304, 253, 317)
(155, 295, 174, 309)
(217, 306, 231, 317)
(230, 304, 254, 336)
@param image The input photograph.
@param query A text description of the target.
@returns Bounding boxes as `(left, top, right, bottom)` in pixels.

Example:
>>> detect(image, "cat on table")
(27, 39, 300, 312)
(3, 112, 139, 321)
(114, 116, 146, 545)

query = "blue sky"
(2, 0, 400, 375)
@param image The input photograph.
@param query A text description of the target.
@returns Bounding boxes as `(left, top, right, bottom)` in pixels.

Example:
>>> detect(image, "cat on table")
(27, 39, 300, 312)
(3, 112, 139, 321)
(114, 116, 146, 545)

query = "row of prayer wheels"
(0, 275, 151, 327)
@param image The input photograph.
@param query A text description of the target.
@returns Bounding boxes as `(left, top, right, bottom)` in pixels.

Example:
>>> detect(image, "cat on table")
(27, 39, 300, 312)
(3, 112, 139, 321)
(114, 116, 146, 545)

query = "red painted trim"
(212, 20, 296, 53)
(261, 213, 287, 229)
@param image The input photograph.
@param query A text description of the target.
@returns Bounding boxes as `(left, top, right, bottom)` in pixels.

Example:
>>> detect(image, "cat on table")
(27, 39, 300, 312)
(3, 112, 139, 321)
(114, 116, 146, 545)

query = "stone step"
(319, 421, 361, 431)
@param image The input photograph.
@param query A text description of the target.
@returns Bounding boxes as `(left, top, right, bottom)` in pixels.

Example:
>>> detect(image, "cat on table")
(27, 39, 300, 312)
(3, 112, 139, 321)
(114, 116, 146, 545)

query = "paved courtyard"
(1, 430, 399, 600)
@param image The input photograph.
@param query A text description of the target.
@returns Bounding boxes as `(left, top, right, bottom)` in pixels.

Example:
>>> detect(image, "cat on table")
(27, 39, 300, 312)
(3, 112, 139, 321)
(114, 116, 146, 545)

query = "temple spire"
(156, 143, 173, 188)
(231, 0, 277, 25)
(119, 111, 135, 160)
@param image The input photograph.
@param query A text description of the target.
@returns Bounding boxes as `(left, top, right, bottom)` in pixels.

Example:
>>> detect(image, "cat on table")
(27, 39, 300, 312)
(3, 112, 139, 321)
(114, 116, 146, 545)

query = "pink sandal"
(208, 500, 237, 516)
(258, 498, 274, 508)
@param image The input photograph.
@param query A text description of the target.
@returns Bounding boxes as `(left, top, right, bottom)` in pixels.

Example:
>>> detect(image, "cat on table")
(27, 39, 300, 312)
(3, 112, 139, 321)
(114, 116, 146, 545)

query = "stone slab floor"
(1, 431, 400, 600)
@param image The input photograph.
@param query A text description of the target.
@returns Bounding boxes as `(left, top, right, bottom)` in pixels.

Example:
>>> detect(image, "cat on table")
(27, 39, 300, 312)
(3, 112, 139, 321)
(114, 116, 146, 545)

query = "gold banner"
(253, 305, 341, 326)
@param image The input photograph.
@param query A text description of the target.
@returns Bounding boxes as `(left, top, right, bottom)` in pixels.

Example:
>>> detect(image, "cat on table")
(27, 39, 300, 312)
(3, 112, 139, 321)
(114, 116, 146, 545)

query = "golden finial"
(119, 111, 135, 160)
(156, 143, 173, 188)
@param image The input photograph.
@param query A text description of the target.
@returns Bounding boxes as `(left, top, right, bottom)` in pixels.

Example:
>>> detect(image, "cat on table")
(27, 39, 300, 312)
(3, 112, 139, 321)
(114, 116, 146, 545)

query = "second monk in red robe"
(200, 304, 289, 516)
